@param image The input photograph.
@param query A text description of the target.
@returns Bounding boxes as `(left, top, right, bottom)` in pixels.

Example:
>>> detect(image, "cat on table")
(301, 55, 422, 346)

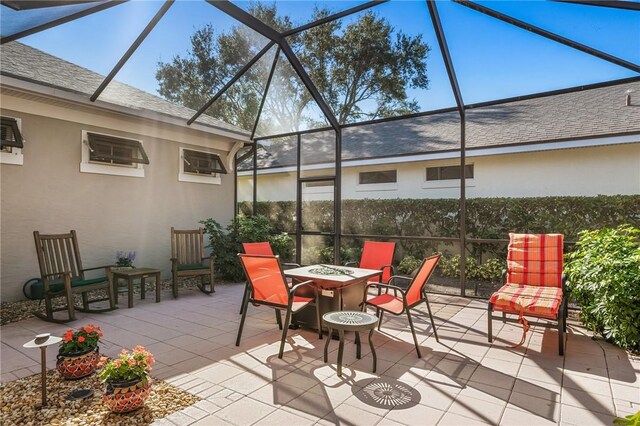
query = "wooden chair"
(363, 254, 441, 358)
(488, 233, 567, 355)
(346, 241, 396, 284)
(170, 227, 215, 297)
(33, 230, 116, 323)
(236, 254, 321, 358)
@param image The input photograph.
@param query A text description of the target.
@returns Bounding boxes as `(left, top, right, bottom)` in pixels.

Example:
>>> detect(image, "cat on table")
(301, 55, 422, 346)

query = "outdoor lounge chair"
(239, 242, 300, 315)
(488, 233, 567, 355)
(363, 254, 441, 358)
(170, 227, 215, 297)
(236, 254, 321, 358)
(346, 241, 396, 284)
(33, 230, 116, 323)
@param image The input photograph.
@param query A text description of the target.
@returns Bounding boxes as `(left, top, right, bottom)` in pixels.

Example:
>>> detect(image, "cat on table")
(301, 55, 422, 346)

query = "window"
(179, 147, 225, 185)
(1, 116, 24, 165)
(87, 132, 148, 166)
(183, 149, 226, 176)
(359, 170, 397, 185)
(80, 130, 147, 177)
(426, 165, 474, 181)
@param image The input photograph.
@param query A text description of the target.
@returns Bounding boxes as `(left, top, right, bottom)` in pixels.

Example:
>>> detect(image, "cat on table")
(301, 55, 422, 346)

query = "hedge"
(240, 195, 639, 241)
(239, 195, 640, 263)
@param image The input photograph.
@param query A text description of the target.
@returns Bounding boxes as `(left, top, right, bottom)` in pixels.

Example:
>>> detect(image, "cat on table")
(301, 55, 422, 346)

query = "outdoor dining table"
(283, 264, 382, 331)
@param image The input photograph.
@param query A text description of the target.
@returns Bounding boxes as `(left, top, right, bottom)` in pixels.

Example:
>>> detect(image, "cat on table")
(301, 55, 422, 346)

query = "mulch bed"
(0, 370, 200, 426)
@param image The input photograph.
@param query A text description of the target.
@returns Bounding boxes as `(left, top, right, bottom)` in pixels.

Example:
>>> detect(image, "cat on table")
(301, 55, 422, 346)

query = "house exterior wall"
(1, 99, 238, 302)
(241, 142, 640, 202)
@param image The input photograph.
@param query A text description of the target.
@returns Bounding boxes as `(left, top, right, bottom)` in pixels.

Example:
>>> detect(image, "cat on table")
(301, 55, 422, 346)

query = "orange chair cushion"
(507, 233, 564, 288)
(367, 293, 404, 315)
(490, 283, 563, 320)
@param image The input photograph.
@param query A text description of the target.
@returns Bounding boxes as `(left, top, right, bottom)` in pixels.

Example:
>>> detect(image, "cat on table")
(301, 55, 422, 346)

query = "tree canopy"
(156, 3, 430, 136)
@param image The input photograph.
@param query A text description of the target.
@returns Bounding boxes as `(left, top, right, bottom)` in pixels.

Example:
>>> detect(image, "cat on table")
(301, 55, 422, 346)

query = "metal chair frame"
(362, 254, 441, 358)
(236, 253, 322, 359)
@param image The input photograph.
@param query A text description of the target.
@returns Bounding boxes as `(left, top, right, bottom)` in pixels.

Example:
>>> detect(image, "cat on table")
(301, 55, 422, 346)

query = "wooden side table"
(323, 310, 378, 376)
(112, 268, 161, 308)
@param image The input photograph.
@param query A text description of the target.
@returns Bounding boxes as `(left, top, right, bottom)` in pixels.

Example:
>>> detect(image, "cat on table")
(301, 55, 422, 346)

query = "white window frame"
(356, 169, 398, 192)
(1, 116, 24, 165)
(422, 162, 475, 189)
(178, 147, 222, 185)
(80, 130, 145, 178)
(302, 180, 334, 195)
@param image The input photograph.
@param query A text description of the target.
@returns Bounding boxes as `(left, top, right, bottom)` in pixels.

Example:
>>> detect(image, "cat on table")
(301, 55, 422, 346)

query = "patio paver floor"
(1, 282, 638, 425)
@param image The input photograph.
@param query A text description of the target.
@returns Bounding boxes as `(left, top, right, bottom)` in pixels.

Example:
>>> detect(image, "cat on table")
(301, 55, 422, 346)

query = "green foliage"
(156, 4, 430, 132)
(248, 195, 640, 262)
(200, 215, 294, 281)
(438, 255, 505, 282)
(398, 256, 422, 275)
(614, 411, 640, 426)
(98, 346, 155, 384)
(565, 225, 640, 350)
(59, 324, 102, 355)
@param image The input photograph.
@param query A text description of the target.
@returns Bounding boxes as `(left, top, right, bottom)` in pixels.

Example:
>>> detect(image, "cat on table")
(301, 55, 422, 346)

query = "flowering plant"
(59, 324, 103, 355)
(98, 346, 155, 384)
(115, 251, 136, 267)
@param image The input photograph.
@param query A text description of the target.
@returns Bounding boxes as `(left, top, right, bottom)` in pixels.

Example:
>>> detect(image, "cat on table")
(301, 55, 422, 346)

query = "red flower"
(77, 336, 85, 343)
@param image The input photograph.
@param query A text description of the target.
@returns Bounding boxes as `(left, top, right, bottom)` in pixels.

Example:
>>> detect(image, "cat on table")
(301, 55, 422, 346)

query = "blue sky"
(12, 0, 640, 116)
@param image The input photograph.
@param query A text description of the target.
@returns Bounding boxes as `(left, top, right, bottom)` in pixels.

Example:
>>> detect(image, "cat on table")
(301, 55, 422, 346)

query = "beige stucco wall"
(241, 142, 640, 201)
(1, 98, 239, 302)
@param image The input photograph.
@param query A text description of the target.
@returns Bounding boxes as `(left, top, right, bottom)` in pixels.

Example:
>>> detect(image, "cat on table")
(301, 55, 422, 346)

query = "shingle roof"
(247, 78, 640, 169)
(0, 42, 249, 137)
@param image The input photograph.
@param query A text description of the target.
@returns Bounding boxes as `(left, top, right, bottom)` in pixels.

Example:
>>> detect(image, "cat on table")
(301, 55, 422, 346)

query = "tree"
(156, 3, 430, 135)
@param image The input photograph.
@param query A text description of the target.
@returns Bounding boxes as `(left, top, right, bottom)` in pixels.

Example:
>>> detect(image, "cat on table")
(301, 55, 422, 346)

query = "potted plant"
(56, 324, 103, 379)
(114, 251, 136, 271)
(98, 346, 155, 413)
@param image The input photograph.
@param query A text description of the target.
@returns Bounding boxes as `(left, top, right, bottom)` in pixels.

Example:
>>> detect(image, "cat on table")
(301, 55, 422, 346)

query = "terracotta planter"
(103, 377, 152, 413)
(56, 345, 99, 380)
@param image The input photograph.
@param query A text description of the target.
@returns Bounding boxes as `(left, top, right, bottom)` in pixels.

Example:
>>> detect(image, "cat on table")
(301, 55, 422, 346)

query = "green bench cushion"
(177, 264, 208, 271)
(41, 276, 109, 295)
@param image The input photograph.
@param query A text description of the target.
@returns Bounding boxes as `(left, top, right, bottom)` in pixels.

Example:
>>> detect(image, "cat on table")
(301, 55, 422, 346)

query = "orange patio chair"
(363, 254, 441, 358)
(488, 233, 567, 355)
(346, 241, 396, 284)
(236, 254, 321, 358)
(239, 242, 299, 315)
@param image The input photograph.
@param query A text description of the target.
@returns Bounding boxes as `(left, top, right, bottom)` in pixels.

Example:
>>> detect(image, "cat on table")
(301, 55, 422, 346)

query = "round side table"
(323, 310, 378, 376)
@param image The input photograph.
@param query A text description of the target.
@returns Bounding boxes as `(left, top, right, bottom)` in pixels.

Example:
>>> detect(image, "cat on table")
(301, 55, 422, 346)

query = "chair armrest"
(380, 264, 395, 279)
(82, 265, 112, 272)
(282, 262, 301, 269)
(290, 280, 316, 295)
(344, 261, 358, 267)
(388, 275, 412, 288)
(364, 282, 406, 295)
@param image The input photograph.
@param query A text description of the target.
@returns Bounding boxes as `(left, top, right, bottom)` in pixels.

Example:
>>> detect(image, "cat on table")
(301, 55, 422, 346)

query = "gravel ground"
(0, 279, 204, 326)
(0, 370, 200, 426)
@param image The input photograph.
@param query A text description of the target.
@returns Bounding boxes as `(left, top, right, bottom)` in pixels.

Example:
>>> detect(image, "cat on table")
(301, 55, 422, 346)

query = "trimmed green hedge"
(240, 195, 639, 242)
(239, 195, 639, 273)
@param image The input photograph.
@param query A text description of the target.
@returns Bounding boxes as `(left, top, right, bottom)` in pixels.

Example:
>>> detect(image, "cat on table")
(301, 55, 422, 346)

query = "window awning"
(87, 132, 149, 165)
(1, 116, 24, 149)
(183, 149, 227, 175)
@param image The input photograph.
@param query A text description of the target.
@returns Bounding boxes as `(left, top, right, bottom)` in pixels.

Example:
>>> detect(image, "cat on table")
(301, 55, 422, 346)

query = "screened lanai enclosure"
(2, 0, 639, 297)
